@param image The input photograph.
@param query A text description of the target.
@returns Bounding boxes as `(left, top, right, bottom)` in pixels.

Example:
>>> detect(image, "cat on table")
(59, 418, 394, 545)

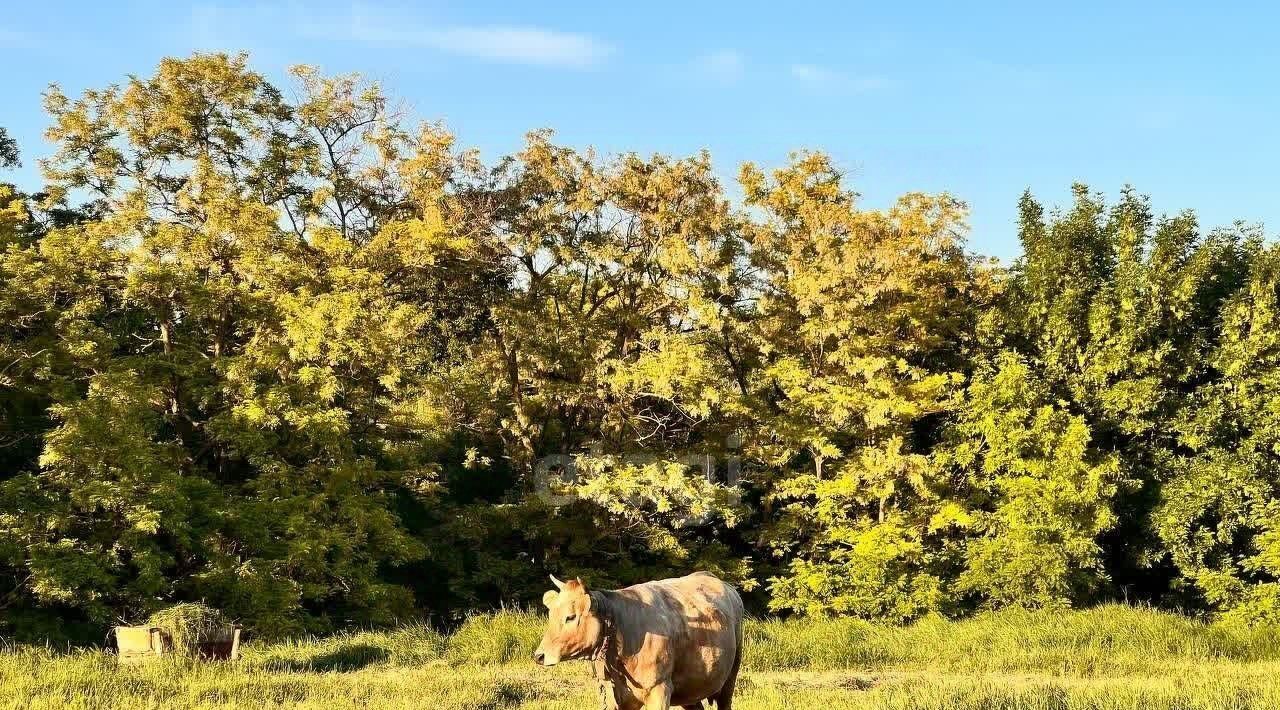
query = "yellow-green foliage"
(7, 607, 1280, 709)
(5, 50, 1280, 636)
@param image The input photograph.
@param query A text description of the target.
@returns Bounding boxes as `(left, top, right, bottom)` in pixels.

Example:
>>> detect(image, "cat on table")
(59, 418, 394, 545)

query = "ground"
(4, 605, 1280, 709)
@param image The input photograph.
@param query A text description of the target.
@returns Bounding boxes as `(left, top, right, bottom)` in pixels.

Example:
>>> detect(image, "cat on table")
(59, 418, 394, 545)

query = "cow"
(533, 571, 744, 710)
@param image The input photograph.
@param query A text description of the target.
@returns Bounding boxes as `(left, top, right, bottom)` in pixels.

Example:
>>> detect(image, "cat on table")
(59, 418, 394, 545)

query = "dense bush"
(2, 52, 1280, 637)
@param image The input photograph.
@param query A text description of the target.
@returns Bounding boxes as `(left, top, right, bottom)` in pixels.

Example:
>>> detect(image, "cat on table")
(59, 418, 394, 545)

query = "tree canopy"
(2, 53, 1279, 638)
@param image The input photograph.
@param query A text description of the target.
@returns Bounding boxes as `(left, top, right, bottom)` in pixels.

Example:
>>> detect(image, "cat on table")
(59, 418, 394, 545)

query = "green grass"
(5, 605, 1280, 709)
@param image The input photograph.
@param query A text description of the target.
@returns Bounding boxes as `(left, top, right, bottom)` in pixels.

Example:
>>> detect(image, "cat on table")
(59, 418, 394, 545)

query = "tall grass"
(745, 604, 1280, 675)
(444, 609, 543, 666)
(4, 605, 1280, 709)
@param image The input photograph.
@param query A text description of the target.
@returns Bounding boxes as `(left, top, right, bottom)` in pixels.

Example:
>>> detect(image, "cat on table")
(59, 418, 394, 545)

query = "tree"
(446, 132, 756, 601)
(944, 354, 1120, 608)
(0, 53, 498, 635)
(0, 127, 18, 169)
(6, 51, 1280, 634)
(1156, 239, 1280, 621)
(960, 186, 1251, 607)
(741, 153, 989, 619)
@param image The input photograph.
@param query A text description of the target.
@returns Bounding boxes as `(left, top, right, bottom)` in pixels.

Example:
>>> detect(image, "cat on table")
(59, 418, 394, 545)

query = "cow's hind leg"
(643, 682, 673, 710)
(712, 644, 743, 710)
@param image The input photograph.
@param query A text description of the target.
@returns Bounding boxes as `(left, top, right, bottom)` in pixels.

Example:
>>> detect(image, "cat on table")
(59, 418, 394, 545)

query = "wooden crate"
(114, 624, 241, 662)
(196, 625, 242, 661)
(114, 626, 167, 664)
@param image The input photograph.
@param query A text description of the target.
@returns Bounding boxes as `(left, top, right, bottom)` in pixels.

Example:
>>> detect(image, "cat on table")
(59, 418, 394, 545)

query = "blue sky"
(1, 1, 1277, 259)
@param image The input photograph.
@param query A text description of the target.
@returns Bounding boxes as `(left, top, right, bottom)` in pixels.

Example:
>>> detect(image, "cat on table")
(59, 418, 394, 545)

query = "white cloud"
(692, 50, 746, 84)
(188, 3, 613, 68)
(791, 63, 892, 92)
(790, 64, 838, 85)
(301, 7, 613, 68)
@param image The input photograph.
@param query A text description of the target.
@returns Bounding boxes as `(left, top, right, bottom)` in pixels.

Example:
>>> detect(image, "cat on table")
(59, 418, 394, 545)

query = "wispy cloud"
(791, 64, 892, 92)
(301, 7, 613, 68)
(412, 26, 611, 67)
(188, 3, 613, 68)
(691, 50, 746, 84)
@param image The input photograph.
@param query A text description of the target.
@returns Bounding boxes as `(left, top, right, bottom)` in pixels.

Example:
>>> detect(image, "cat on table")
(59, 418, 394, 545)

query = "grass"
(145, 603, 234, 657)
(4, 605, 1280, 709)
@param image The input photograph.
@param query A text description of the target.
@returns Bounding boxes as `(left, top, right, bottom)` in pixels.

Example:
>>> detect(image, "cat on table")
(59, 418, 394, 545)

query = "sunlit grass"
(4, 605, 1280, 709)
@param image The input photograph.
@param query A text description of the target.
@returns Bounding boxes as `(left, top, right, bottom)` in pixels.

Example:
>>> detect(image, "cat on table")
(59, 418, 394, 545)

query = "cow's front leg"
(642, 682, 673, 710)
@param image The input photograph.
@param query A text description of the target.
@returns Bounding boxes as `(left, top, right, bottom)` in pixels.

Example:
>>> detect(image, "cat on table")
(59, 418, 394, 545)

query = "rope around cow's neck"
(588, 591, 615, 664)
(588, 589, 637, 701)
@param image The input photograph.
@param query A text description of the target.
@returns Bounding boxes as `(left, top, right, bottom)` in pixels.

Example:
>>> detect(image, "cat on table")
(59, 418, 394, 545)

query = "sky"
(2, 1, 1278, 259)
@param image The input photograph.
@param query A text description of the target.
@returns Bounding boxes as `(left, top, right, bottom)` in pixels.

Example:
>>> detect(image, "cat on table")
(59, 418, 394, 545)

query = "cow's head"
(533, 575, 603, 666)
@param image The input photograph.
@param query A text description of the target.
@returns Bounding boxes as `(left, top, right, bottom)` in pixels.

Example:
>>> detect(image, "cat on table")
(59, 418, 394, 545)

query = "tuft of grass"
(144, 603, 233, 658)
(444, 609, 544, 666)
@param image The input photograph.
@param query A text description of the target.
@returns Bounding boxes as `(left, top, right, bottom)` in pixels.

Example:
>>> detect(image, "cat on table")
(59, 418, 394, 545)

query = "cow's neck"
(588, 590, 648, 709)
(588, 591, 626, 682)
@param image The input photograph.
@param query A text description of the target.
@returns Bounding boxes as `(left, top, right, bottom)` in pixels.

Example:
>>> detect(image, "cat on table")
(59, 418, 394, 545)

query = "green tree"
(0, 53, 498, 635)
(960, 186, 1251, 608)
(740, 153, 989, 619)
(0, 127, 18, 169)
(7, 50, 1280, 634)
(945, 354, 1121, 608)
(1156, 238, 1280, 621)
(442, 132, 756, 602)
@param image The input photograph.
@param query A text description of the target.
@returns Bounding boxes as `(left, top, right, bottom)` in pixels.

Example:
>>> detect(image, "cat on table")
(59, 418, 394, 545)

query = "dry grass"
(144, 603, 234, 657)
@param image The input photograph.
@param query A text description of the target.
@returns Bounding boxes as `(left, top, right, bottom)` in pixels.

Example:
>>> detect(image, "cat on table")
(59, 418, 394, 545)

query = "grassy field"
(5, 605, 1280, 709)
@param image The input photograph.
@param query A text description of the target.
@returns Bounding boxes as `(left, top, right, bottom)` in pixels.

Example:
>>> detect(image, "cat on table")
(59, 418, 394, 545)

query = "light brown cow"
(533, 572, 744, 710)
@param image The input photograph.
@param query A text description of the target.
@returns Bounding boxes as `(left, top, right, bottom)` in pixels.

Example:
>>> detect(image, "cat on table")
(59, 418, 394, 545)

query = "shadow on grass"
(771, 672, 879, 692)
(260, 643, 391, 673)
(476, 681, 531, 710)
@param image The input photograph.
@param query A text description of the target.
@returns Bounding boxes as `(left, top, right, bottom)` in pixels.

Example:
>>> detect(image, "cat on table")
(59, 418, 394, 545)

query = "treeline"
(1, 53, 1278, 639)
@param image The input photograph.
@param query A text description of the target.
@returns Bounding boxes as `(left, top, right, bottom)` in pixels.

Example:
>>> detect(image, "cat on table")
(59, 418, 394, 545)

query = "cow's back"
(612, 572, 743, 706)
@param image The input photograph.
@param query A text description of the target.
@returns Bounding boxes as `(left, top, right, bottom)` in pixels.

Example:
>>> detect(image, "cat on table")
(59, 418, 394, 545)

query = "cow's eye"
(565, 614, 577, 623)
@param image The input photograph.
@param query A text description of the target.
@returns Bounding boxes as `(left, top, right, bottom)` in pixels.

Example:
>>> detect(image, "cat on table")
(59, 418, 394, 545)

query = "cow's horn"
(549, 574, 567, 590)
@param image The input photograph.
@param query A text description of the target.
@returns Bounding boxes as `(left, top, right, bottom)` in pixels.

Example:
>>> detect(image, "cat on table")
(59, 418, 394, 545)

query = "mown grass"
(4, 605, 1280, 709)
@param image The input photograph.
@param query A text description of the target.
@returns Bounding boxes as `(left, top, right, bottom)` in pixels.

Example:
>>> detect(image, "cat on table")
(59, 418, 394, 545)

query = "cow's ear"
(542, 590, 559, 609)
